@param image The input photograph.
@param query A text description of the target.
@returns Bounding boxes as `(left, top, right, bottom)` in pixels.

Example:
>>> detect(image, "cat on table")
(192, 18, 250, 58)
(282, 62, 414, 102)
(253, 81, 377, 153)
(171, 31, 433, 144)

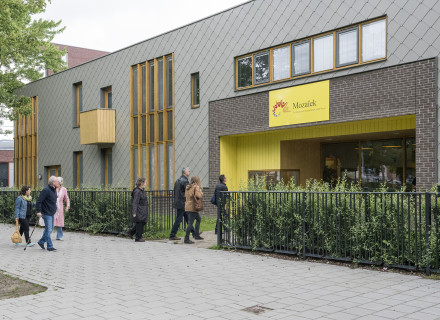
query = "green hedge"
(0, 189, 176, 235)
(220, 179, 440, 272)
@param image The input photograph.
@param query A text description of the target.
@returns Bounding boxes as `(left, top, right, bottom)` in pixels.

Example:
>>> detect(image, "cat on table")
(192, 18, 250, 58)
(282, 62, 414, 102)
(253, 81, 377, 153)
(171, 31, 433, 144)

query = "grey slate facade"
(17, 0, 440, 188)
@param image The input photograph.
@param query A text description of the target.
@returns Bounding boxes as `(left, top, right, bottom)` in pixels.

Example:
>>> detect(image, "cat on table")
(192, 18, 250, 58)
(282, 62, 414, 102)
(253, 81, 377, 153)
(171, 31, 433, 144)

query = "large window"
(313, 34, 334, 72)
(14, 96, 38, 187)
(254, 51, 270, 84)
(292, 41, 310, 76)
(322, 137, 414, 191)
(74, 82, 82, 126)
(191, 72, 200, 108)
(235, 17, 387, 89)
(237, 56, 252, 88)
(362, 19, 386, 62)
(273, 46, 290, 81)
(131, 54, 174, 189)
(337, 28, 358, 67)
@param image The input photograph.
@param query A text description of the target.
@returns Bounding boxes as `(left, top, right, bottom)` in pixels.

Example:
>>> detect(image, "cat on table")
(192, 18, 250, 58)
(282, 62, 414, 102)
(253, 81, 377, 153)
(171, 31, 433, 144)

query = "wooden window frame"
(130, 54, 174, 189)
(103, 86, 112, 109)
(74, 152, 83, 188)
(104, 148, 112, 187)
(47, 165, 61, 181)
(235, 16, 387, 90)
(15, 96, 38, 187)
(336, 27, 359, 68)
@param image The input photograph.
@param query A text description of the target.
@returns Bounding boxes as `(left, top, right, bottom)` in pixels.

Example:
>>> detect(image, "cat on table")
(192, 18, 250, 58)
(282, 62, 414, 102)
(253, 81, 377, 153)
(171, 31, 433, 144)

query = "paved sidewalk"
(1, 223, 440, 320)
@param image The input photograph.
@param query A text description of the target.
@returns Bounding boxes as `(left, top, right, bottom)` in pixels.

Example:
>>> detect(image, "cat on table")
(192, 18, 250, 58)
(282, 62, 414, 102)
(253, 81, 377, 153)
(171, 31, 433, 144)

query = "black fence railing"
(217, 191, 440, 275)
(0, 190, 176, 235)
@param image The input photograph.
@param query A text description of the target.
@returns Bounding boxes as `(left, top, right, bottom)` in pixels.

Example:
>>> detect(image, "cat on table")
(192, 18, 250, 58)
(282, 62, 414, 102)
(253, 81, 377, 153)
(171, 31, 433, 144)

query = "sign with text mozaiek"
(269, 80, 329, 127)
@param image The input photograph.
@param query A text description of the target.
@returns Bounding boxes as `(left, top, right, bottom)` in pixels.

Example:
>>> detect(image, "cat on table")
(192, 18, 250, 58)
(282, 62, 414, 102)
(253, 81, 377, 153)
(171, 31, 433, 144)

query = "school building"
(15, 0, 440, 194)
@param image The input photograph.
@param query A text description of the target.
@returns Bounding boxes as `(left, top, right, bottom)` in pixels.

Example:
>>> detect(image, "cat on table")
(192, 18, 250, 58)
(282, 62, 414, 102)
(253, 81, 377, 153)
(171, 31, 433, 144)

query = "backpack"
(210, 194, 217, 205)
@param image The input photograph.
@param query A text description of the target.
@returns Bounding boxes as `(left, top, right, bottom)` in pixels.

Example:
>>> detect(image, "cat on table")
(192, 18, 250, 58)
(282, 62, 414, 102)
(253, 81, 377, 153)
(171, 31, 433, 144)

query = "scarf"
(21, 195, 32, 201)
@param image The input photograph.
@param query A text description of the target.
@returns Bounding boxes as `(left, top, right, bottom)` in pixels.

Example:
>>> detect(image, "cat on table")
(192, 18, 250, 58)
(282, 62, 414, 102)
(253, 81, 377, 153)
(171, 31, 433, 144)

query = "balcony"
(80, 109, 115, 145)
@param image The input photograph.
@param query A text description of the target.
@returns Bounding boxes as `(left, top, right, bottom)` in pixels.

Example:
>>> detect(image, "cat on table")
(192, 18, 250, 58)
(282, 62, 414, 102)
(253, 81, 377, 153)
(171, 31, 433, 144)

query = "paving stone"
(1, 223, 440, 320)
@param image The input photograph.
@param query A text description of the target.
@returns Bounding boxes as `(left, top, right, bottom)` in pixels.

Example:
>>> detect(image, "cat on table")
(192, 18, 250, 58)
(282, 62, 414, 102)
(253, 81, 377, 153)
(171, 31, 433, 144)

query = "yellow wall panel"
(220, 115, 416, 190)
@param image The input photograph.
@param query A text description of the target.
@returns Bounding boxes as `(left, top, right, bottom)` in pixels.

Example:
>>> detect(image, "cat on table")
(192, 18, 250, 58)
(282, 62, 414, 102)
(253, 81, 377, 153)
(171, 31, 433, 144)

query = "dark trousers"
(185, 212, 201, 240)
(129, 221, 146, 240)
(170, 208, 194, 237)
(19, 218, 30, 243)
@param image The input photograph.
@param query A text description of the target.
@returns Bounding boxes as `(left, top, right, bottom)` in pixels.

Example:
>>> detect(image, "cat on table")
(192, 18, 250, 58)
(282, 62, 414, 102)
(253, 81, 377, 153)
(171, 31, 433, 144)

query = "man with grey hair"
(169, 167, 196, 240)
(36, 176, 60, 251)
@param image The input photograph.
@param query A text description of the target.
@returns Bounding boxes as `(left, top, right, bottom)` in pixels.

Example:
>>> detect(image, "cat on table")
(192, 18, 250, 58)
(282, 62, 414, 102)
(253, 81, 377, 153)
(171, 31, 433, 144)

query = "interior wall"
(281, 140, 321, 186)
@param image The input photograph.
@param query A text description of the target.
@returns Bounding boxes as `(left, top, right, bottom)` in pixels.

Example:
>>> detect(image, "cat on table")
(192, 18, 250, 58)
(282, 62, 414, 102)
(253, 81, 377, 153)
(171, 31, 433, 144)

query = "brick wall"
(209, 58, 438, 190)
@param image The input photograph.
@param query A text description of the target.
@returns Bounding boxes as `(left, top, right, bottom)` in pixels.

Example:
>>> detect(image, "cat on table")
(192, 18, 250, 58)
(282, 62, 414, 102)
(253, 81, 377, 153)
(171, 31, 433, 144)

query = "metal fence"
(0, 190, 176, 235)
(217, 191, 440, 275)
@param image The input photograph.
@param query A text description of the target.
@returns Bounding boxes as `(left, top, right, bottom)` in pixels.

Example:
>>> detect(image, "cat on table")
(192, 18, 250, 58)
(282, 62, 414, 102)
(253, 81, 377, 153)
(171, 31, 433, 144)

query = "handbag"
(210, 194, 216, 205)
(39, 217, 45, 227)
(194, 187, 204, 212)
(11, 221, 23, 244)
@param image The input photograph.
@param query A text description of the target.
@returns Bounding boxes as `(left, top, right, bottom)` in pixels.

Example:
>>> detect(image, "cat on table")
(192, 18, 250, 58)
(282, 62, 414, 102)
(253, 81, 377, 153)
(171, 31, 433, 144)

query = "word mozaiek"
(292, 99, 317, 109)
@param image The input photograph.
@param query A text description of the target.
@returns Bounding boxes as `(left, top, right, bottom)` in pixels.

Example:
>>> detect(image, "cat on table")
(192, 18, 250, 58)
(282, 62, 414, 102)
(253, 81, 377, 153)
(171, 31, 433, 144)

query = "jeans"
(169, 208, 194, 237)
(56, 227, 63, 239)
(185, 212, 201, 240)
(38, 214, 54, 249)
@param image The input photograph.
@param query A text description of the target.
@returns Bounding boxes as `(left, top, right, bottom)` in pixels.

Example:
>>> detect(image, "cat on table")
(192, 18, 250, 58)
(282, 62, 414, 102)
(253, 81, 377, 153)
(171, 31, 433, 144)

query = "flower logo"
(272, 100, 288, 117)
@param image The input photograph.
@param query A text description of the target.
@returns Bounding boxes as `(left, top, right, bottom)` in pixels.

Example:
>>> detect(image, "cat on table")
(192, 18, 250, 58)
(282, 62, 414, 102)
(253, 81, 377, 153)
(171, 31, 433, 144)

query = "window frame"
(312, 32, 334, 73)
(236, 55, 253, 89)
(272, 44, 291, 81)
(191, 72, 200, 108)
(75, 83, 82, 127)
(292, 40, 311, 77)
(15, 96, 38, 187)
(361, 19, 387, 63)
(253, 50, 270, 85)
(130, 54, 174, 190)
(235, 16, 387, 90)
(74, 152, 83, 188)
(336, 27, 359, 68)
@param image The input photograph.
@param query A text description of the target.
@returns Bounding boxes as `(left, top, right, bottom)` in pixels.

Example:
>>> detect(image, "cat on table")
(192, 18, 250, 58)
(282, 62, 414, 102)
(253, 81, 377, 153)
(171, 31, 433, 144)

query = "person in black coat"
(214, 175, 229, 235)
(169, 167, 195, 240)
(128, 177, 149, 242)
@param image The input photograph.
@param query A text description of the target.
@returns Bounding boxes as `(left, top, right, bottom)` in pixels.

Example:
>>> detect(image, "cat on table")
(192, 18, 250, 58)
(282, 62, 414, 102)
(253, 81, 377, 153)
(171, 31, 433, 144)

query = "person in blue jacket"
(14, 185, 36, 247)
(36, 176, 60, 251)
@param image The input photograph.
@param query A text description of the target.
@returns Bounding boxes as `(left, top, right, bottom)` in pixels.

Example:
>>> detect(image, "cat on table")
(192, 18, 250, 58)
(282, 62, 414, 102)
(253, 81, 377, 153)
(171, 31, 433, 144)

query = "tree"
(0, 0, 66, 133)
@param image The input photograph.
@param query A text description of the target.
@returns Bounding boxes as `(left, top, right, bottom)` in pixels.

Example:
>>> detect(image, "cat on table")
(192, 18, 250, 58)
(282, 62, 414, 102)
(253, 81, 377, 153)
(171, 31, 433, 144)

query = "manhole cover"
(242, 305, 273, 315)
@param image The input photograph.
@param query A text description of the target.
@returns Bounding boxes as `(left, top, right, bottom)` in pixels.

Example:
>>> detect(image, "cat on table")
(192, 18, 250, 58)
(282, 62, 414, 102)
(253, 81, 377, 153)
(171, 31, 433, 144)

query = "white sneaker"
(56, 238, 63, 241)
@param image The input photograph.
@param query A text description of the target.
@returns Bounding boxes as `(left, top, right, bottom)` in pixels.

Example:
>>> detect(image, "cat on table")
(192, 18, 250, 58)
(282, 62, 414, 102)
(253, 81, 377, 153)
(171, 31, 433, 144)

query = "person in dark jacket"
(169, 167, 195, 240)
(14, 185, 36, 247)
(36, 176, 60, 251)
(128, 177, 149, 242)
(214, 175, 229, 235)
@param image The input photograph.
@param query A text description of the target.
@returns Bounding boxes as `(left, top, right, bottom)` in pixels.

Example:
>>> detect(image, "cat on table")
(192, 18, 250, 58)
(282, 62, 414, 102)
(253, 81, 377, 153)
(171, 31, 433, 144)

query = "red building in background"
(45, 44, 109, 76)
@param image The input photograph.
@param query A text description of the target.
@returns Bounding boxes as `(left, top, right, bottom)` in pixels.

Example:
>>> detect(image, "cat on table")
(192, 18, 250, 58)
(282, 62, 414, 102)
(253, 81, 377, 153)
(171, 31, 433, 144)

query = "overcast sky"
(36, 0, 248, 52)
(0, 0, 247, 138)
